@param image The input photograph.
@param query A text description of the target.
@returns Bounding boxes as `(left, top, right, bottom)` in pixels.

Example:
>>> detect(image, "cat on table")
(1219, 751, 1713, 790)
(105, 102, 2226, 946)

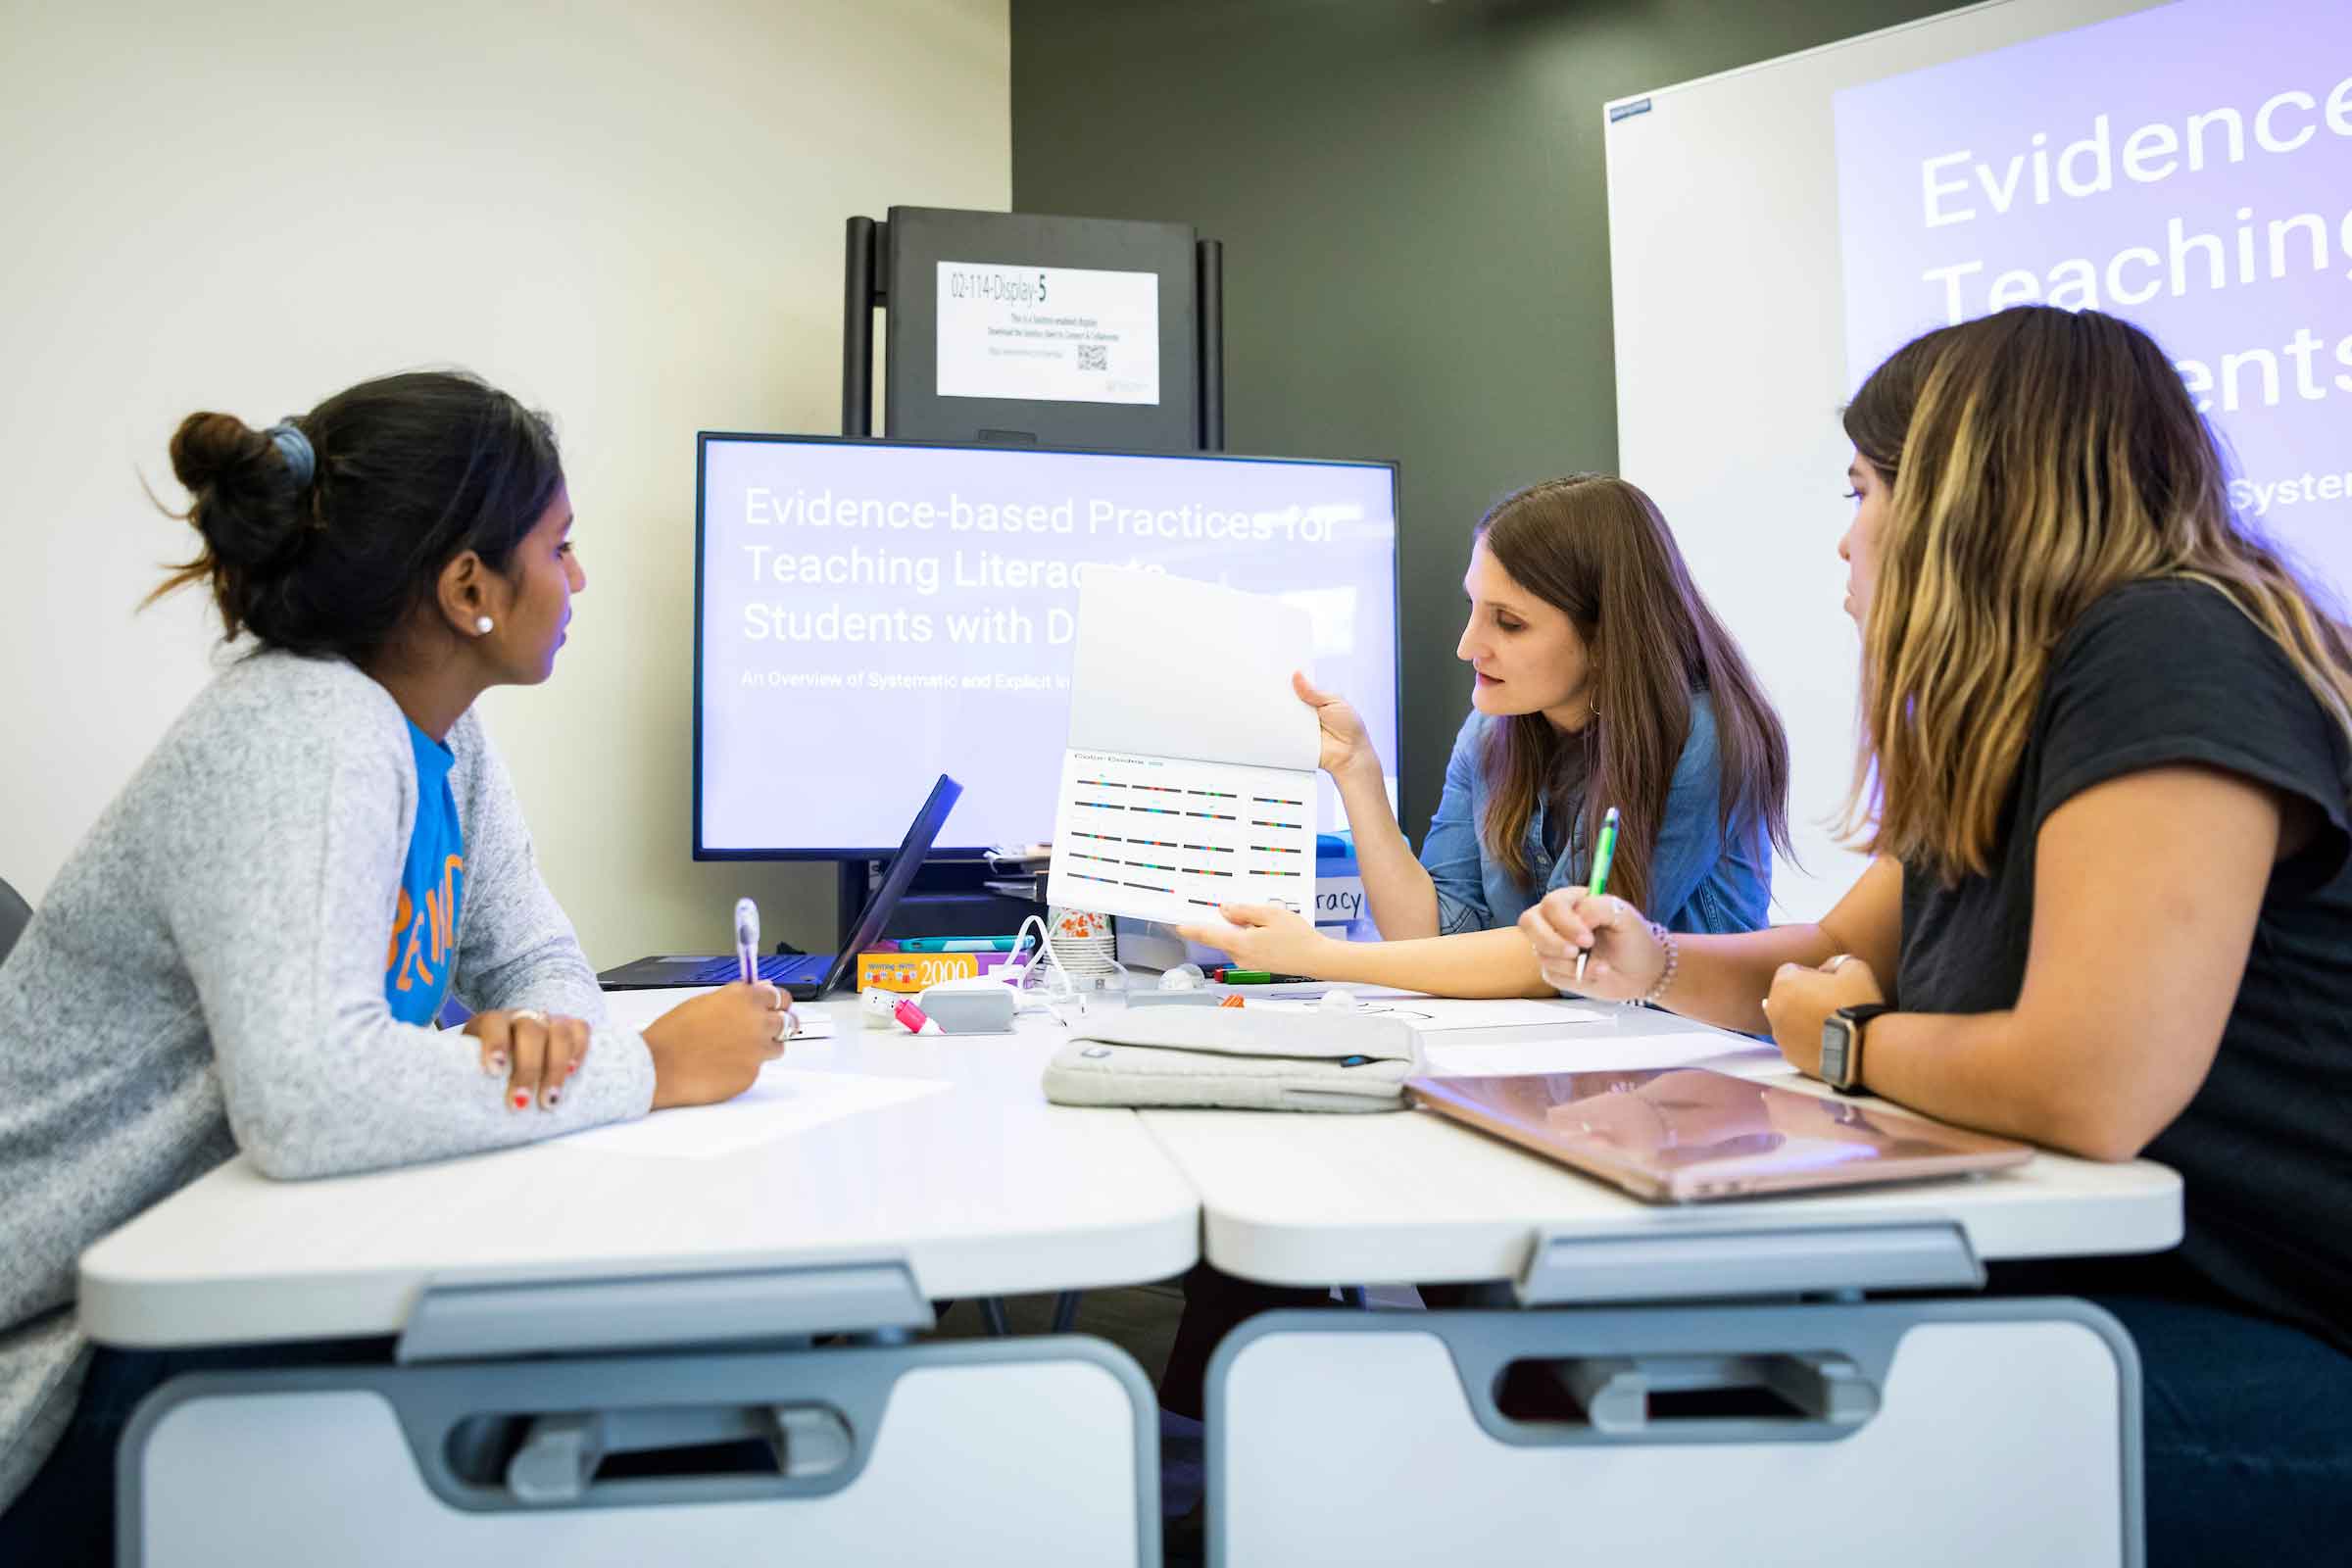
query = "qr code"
(1077, 344, 1107, 371)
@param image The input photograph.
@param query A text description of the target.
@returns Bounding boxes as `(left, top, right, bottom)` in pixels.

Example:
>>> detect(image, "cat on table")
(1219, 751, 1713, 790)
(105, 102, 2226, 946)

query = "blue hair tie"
(266, 420, 316, 490)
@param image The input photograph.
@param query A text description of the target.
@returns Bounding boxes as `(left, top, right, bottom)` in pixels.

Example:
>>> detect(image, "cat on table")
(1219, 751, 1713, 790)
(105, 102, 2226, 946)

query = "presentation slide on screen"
(698, 440, 1399, 854)
(1836, 0, 2352, 590)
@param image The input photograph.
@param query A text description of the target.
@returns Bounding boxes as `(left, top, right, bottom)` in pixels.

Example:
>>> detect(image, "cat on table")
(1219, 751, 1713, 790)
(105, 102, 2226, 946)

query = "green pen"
(1574, 806, 1620, 985)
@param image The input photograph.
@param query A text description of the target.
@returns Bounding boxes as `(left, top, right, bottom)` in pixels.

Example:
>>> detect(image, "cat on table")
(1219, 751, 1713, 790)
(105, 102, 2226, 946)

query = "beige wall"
(0, 0, 1008, 963)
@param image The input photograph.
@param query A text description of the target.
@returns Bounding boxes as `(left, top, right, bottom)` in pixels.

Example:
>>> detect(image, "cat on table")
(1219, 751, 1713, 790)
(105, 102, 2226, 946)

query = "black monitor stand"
(836, 857, 1042, 947)
(829, 203, 1227, 952)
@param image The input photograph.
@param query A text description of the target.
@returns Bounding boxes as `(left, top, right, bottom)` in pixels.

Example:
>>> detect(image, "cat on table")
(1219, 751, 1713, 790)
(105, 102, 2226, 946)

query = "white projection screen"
(1606, 0, 2352, 919)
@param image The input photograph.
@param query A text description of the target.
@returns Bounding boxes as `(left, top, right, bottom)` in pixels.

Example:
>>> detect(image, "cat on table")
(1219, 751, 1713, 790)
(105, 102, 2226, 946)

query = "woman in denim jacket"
(1180, 474, 1790, 995)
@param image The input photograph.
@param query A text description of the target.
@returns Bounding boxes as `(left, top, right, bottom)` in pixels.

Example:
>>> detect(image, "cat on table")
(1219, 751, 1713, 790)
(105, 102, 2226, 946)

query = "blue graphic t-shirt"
(385, 720, 466, 1025)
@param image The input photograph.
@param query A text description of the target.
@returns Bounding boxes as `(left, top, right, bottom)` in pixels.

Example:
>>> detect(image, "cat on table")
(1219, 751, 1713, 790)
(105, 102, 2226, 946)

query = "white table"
(1124, 995, 2178, 1568)
(82, 989, 1198, 1348)
(1137, 999, 2181, 1288)
(81, 988, 1191, 1567)
(78, 981, 2187, 1566)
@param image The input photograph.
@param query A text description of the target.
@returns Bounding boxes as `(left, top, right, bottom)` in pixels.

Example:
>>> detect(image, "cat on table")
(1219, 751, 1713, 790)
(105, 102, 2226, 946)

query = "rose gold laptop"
(1406, 1067, 2032, 1202)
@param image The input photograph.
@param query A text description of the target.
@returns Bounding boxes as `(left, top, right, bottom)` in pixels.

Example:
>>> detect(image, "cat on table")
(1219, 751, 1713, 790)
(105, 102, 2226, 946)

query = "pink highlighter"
(892, 997, 934, 1034)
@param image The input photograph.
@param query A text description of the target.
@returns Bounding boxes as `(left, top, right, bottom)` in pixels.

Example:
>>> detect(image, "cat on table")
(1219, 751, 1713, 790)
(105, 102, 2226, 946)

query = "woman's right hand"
(1519, 891, 1665, 1002)
(642, 982, 794, 1110)
(1294, 670, 1379, 783)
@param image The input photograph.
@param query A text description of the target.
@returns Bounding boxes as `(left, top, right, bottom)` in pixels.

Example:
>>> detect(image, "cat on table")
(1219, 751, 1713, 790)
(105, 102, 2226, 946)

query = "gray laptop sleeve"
(1042, 1007, 1423, 1112)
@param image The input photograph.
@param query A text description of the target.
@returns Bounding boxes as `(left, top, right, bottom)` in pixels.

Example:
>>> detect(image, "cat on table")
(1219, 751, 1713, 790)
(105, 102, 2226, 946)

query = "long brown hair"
(1476, 475, 1792, 909)
(1841, 306, 2352, 881)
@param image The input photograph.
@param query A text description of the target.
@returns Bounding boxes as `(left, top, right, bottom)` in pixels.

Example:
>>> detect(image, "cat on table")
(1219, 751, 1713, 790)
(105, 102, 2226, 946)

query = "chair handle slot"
(1500, 1350, 1881, 1436)
(467, 1400, 858, 1504)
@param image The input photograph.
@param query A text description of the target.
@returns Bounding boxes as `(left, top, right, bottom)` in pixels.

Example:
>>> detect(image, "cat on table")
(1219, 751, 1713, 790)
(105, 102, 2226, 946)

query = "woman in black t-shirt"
(1520, 306, 2351, 1562)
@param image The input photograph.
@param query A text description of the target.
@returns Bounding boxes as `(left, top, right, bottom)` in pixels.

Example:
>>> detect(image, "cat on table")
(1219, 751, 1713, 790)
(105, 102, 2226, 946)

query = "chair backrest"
(0, 875, 31, 969)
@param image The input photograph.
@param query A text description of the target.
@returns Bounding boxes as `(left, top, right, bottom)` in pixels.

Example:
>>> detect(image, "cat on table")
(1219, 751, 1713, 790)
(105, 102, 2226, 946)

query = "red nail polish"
(512, 1090, 530, 1109)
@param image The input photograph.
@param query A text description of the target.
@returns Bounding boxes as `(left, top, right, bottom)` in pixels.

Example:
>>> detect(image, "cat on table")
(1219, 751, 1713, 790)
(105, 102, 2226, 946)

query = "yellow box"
(856, 951, 985, 994)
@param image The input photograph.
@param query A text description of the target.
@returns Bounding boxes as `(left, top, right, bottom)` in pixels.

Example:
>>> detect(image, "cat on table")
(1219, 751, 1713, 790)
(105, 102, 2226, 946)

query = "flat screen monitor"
(695, 433, 1401, 858)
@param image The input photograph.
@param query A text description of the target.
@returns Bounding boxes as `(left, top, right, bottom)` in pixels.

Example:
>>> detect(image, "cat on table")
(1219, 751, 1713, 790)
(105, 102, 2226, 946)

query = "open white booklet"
(1048, 567, 1319, 926)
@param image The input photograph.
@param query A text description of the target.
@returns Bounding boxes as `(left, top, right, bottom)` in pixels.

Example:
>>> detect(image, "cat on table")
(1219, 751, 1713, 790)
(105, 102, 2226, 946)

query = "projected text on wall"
(1837, 0, 2352, 558)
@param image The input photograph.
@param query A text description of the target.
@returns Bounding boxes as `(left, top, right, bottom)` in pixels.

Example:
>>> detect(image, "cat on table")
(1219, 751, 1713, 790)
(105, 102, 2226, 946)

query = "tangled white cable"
(1005, 909, 1133, 1024)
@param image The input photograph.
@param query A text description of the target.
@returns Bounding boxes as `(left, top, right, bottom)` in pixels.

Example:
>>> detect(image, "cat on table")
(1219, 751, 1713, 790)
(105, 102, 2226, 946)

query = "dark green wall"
(1011, 0, 1951, 837)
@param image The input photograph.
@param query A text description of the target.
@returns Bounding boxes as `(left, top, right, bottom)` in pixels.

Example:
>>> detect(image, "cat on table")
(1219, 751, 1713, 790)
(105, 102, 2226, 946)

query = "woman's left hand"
(1761, 956, 1885, 1078)
(466, 1006, 591, 1112)
(1175, 904, 1334, 976)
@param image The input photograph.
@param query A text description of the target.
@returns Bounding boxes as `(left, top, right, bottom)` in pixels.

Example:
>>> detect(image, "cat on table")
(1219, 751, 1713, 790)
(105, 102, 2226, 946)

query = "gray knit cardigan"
(0, 650, 656, 1508)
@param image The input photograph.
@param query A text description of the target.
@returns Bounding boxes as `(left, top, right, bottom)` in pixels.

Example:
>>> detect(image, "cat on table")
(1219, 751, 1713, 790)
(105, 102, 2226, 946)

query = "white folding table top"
(79, 989, 1197, 1349)
(1137, 1000, 2182, 1288)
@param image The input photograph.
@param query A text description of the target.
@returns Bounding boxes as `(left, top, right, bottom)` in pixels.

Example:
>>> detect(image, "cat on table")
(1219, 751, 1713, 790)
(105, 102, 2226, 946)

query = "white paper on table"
(555, 1068, 947, 1159)
(449, 1005, 837, 1044)
(1422, 1031, 1792, 1081)
(1374, 1000, 1609, 1033)
(1049, 568, 1320, 926)
(1240, 984, 1427, 1003)
(1231, 999, 1606, 1032)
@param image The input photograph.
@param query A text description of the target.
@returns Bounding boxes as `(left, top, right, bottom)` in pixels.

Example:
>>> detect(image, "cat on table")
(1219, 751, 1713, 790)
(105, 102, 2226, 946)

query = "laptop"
(599, 774, 963, 1000)
(1407, 1066, 2031, 1202)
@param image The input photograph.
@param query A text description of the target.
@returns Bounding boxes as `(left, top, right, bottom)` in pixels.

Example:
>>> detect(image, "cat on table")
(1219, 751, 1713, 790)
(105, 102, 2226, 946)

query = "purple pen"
(734, 898, 760, 985)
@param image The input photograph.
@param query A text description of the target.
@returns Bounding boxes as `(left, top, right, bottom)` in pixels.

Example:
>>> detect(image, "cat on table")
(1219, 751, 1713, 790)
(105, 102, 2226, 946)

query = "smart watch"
(1820, 1003, 1892, 1095)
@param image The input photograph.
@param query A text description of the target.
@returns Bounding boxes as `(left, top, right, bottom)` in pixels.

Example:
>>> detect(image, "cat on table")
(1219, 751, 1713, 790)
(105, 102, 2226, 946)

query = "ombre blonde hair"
(1840, 307, 2352, 882)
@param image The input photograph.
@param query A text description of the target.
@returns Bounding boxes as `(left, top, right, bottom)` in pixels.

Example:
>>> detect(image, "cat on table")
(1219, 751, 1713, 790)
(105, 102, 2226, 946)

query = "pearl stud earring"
(474, 616, 494, 635)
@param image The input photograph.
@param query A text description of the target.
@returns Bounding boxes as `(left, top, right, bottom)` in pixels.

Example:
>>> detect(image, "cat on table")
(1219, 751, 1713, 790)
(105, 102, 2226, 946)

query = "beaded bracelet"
(1639, 919, 1679, 1006)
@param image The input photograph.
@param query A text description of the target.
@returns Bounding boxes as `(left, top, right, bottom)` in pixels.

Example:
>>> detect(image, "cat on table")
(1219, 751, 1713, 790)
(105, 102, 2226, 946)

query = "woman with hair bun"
(0, 371, 790, 1560)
